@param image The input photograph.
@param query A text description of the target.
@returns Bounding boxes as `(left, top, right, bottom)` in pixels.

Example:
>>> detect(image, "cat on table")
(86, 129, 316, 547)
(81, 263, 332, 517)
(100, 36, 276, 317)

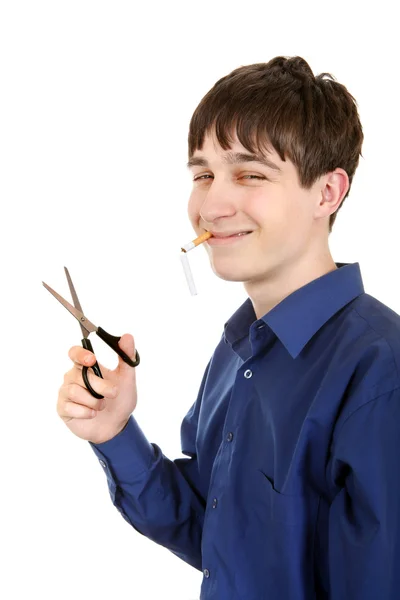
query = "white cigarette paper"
(180, 232, 212, 295)
(180, 252, 197, 296)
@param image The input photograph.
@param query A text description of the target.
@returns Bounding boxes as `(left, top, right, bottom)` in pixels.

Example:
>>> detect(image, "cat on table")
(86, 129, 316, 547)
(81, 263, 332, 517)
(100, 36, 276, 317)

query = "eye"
(193, 174, 266, 182)
(193, 174, 212, 181)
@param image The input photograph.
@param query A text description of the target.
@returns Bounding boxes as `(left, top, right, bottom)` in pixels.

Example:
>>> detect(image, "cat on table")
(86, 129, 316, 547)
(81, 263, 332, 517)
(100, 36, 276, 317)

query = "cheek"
(187, 191, 205, 228)
(187, 193, 197, 222)
(254, 192, 307, 242)
(278, 188, 309, 224)
(246, 194, 287, 233)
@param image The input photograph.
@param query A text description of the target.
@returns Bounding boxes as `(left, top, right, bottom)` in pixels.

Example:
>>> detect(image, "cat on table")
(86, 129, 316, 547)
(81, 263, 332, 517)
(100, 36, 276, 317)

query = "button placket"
(223, 367, 253, 446)
(202, 357, 258, 585)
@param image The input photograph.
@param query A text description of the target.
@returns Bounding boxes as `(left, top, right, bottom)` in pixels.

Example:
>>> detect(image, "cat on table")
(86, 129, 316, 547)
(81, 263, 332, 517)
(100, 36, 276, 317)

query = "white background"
(1, 1, 399, 598)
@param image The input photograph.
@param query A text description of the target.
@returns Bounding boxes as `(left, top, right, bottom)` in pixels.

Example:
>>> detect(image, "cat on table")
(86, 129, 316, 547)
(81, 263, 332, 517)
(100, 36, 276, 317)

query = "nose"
(198, 180, 237, 224)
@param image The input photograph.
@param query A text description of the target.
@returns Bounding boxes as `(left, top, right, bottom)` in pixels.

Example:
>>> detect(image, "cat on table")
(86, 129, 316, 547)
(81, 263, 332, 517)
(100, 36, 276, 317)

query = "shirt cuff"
(88, 415, 155, 482)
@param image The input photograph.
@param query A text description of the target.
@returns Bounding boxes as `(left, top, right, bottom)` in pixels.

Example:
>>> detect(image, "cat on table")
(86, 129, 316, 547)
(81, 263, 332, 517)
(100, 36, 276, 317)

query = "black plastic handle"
(96, 326, 140, 367)
(82, 338, 104, 400)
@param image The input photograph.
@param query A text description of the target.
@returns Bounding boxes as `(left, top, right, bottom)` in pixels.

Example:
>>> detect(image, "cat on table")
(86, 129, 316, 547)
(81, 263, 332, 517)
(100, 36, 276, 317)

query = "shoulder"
(331, 293, 400, 427)
(351, 292, 400, 354)
(345, 292, 400, 382)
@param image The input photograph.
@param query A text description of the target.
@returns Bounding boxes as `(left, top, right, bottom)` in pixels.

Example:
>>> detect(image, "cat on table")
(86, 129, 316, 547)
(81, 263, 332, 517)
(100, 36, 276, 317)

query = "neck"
(245, 247, 337, 320)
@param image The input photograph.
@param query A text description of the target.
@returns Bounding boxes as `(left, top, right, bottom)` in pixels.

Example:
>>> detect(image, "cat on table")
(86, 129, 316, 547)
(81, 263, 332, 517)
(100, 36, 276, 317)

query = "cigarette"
(180, 252, 197, 295)
(181, 231, 212, 253)
(180, 232, 213, 296)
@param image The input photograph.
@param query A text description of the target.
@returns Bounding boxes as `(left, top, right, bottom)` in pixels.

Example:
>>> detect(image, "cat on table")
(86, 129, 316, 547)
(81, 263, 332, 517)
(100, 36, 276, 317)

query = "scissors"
(42, 267, 140, 399)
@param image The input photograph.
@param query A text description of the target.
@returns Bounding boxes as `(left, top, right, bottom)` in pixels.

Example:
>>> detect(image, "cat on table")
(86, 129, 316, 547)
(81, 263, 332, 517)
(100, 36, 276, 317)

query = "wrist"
(89, 418, 130, 445)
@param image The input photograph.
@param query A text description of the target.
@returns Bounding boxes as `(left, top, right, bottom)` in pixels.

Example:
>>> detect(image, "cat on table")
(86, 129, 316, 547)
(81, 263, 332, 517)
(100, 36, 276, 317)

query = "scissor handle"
(96, 327, 140, 367)
(82, 338, 104, 400)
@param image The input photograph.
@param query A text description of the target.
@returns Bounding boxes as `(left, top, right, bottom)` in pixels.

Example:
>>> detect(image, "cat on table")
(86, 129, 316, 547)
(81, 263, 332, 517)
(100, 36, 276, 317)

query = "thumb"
(116, 333, 137, 374)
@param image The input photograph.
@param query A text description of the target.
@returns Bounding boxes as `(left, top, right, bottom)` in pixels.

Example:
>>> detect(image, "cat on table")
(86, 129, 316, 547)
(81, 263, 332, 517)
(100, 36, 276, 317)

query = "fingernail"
(85, 355, 92, 364)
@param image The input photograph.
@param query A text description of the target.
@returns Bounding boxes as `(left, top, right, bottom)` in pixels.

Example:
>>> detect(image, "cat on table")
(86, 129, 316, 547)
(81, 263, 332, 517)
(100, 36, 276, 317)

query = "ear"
(320, 168, 349, 216)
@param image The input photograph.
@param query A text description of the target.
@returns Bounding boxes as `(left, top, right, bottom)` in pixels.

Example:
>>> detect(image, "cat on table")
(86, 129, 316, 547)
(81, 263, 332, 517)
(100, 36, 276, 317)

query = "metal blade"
(64, 266, 87, 339)
(42, 281, 97, 335)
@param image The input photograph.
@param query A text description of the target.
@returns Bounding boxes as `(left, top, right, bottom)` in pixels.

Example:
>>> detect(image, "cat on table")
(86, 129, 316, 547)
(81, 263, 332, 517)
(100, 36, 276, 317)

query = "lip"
(209, 230, 253, 238)
(206, 231, 253, 246)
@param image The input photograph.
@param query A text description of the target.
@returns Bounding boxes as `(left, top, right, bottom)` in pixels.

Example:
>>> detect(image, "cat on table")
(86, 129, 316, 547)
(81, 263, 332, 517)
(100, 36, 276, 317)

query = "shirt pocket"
(256, 470, 319, 599)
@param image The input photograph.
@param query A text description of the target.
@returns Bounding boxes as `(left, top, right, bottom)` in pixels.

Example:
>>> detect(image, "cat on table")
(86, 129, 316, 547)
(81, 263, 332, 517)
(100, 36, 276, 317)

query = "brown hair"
(188, 56, 364, 233)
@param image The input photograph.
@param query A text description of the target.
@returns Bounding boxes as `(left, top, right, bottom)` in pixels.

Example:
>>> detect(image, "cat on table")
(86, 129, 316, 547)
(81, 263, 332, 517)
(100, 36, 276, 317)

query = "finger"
(58, 384, 103, 419)
(59, 382, 113, 415)
(63, 365, 113, 395)
(78, 368, 118, 399)
(63, 399, 107, 420)
(67, 346, 111, 379)
(68, 346, 96, 369)
(62, 401, 99, 419)
(116, 333, 137, 375)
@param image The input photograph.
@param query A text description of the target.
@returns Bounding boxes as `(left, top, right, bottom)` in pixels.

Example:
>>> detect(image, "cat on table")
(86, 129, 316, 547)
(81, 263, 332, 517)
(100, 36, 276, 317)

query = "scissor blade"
(64, 266, 87, 339)
(42, 281, 97, 334)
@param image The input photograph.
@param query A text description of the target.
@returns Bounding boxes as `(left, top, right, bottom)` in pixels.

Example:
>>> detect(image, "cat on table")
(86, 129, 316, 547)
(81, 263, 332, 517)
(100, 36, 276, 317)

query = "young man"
(58, 56, 400, 599)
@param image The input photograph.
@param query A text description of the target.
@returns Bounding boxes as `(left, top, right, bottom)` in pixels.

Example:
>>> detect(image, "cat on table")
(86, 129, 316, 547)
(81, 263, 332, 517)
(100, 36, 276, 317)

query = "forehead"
(188, 129, 285, 173)
(201, 128, 271, 155)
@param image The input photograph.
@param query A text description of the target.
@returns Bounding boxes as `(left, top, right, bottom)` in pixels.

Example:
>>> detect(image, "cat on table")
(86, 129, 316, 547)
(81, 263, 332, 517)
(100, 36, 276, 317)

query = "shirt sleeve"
(88, 358, 212, 572)
(327, 386, 400, 599)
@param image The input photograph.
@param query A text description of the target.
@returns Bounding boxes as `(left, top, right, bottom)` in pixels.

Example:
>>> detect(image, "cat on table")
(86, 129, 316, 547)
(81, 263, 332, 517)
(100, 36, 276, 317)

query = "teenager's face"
(187, 128, 340, 285)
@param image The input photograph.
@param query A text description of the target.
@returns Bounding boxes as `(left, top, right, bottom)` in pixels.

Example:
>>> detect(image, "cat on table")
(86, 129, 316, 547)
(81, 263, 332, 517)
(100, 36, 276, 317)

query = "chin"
(210, 264, 251, 282)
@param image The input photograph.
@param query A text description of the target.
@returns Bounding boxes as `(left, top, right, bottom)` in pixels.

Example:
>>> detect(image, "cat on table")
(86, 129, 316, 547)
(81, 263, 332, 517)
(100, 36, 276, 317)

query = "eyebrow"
(186, 151, 282, 173)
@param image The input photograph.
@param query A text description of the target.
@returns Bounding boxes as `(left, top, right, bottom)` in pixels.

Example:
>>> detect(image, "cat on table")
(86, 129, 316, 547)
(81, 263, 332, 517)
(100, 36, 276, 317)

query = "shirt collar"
(223, 262, 365, 359)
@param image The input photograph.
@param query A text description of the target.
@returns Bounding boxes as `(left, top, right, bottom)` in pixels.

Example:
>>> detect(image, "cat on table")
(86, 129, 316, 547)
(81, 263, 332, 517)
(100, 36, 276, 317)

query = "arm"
(327, 387, 400, 599)
(88, 359, 212, 571)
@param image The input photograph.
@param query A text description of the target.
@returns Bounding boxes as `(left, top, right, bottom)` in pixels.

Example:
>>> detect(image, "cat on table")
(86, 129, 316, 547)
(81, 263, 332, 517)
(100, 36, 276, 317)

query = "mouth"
(205, 231, 254, 246)
(208, 231, 253, 239)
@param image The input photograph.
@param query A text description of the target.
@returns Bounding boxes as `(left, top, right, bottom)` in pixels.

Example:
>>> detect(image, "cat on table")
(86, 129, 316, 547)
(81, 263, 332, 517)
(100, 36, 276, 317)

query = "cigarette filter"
(181, 231, 212, 253)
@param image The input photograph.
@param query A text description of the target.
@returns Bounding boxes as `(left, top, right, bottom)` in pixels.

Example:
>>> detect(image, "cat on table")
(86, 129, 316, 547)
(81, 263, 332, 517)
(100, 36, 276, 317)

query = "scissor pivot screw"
(81, 317, 85, 322)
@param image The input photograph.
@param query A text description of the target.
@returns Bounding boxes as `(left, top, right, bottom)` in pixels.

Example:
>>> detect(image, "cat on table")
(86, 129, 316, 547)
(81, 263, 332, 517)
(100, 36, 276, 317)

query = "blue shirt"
(90, 262, 400, 599)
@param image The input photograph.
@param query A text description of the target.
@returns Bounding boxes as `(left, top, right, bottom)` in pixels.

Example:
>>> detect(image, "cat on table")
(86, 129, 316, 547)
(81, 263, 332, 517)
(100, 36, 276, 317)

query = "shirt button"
(212, 498, 218, 508)
(99, 460, 106, 468)
(244, 369, 253, 378)
(203, 568, 210, 578)
(227, 432, 233, 442)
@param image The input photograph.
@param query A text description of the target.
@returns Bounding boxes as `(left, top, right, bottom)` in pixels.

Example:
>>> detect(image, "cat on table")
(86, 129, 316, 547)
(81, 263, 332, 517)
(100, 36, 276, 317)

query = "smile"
(206, 232, 253, 246)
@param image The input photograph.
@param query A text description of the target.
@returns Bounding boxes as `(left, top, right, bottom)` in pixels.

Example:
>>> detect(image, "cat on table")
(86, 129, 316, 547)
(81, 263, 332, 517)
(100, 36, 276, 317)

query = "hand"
(57, 334, 138, 444)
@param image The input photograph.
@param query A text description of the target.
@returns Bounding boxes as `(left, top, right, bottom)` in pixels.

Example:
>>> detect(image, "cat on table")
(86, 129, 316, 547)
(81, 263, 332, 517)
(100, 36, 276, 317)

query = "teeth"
(211, 231, 251, 238)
